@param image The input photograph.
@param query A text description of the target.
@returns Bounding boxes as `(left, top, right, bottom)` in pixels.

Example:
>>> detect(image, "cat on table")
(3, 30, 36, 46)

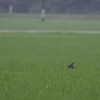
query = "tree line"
(0, 0, 100, 14)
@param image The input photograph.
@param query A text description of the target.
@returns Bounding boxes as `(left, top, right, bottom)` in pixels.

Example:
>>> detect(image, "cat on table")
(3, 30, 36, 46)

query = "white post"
(9, 4, 13, 14)
(41, 0, 45, 21)
(41, 9, 45, 21)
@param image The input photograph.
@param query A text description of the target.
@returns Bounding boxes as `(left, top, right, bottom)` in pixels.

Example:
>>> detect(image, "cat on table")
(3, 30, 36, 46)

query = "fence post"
(41, 0, 45, 21)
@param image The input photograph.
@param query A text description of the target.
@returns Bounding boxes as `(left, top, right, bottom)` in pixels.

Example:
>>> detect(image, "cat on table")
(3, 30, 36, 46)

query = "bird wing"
(70, 62, 74, 66)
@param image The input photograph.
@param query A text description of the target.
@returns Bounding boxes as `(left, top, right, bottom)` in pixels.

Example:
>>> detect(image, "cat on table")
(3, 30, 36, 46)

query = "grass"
(0, 13, 100, 31)
(0, 13, 100, 20)
(0, 19, 100, 31)
(0, 33, 100, 100)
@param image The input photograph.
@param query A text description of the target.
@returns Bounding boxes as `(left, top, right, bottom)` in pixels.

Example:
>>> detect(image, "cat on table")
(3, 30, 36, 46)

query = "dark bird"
(68, 62, 75, 69)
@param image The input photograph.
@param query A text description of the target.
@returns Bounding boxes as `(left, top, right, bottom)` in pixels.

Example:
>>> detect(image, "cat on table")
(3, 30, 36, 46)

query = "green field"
(0, 33, 100, 100)
(0, 19, 100, 31)
(0, 13, 100, 31)
(0, 14, 100, 100)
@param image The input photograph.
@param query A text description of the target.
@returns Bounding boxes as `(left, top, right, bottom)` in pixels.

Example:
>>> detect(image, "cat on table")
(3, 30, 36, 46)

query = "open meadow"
(0, 13, 100, 31)
(0, 14, 100, 100)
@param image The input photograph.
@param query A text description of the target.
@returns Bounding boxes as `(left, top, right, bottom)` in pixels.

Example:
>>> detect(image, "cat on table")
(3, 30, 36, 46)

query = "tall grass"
(0, 33, 100, 100)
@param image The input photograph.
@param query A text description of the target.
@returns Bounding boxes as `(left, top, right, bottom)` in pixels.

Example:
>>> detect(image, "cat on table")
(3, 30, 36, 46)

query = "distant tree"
(0, 0, 100, 14)
(0, 0, 17, 13)
(15, 0, 35, 13)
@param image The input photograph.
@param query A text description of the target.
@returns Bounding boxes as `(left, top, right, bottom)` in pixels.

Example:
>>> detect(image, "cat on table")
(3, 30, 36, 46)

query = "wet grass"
(0, 33, 100, 100)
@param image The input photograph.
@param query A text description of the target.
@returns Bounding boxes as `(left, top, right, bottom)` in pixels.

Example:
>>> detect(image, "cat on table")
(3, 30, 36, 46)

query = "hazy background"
(0, 0, 100, 14)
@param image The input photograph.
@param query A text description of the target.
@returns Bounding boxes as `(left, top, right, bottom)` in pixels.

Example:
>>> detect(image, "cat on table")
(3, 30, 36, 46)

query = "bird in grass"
(68, 62, 75, 69)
